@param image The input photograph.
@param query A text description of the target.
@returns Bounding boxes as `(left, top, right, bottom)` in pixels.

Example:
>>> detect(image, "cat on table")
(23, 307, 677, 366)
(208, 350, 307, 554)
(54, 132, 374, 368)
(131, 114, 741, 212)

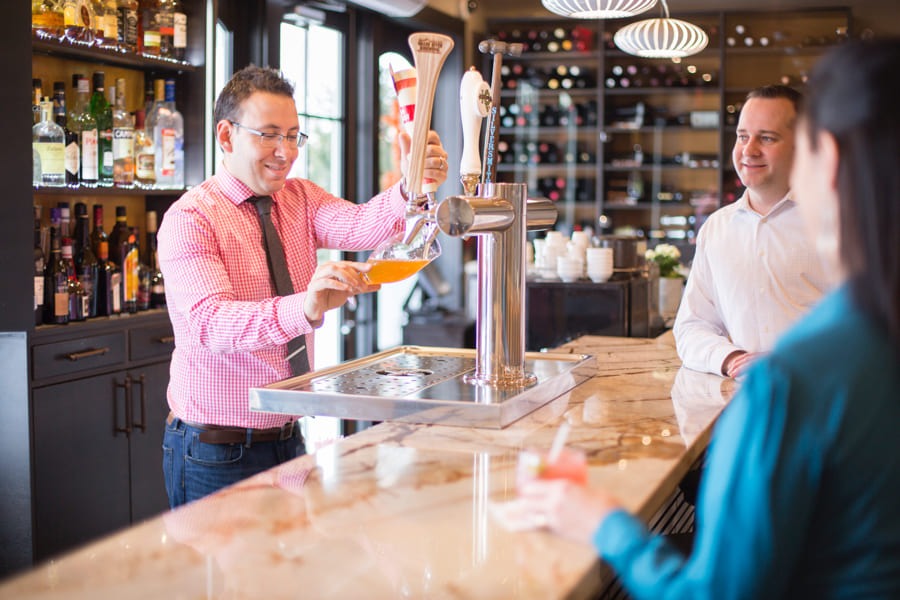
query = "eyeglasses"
(230, 121, 309, 149)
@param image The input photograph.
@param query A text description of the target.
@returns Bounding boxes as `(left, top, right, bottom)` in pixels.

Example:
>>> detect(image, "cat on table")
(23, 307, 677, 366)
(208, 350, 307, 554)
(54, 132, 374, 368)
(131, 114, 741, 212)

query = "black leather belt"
(167, 412, 295, 445)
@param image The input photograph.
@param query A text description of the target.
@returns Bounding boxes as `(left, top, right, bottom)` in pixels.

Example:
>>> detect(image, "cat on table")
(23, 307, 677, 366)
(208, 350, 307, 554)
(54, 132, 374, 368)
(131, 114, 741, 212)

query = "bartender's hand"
(303, 261, 379, 327)
(722, 350, 763, 378)
(518, 479, 623, 546)
(398, 130, 449, 189)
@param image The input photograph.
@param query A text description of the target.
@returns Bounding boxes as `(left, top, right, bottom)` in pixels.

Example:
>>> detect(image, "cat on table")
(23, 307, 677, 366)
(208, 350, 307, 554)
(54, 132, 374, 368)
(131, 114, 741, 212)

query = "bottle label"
(34, 142, 66, 178)
(65, 140, 80, 177)
(124, 247, 139, 302)
(110, 272, 122, 313)
(160, 128, 176, 176)
(174, 13, 187, 48)
(144, 30, 161, 51)
(54, 292, 68, 317)
(136, 151, 155, 181)
(117, 6, 138, 47)
(113, 127, 135, 184)
(34, 277, 45, 310)
(81, 129, 99, 180)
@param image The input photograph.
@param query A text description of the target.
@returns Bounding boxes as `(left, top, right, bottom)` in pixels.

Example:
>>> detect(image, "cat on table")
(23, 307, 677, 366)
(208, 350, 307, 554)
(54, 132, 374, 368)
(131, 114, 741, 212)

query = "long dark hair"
(801, 39, 900, 350)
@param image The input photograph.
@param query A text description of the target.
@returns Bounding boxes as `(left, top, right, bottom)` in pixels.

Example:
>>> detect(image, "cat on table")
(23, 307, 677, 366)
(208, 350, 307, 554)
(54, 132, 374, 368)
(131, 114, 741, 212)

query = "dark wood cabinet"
(30, 316, 174, 561)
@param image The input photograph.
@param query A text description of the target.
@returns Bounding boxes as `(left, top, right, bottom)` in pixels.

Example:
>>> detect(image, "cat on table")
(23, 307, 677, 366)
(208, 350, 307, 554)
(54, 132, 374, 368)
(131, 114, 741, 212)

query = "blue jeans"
(162, 416, 305, 508)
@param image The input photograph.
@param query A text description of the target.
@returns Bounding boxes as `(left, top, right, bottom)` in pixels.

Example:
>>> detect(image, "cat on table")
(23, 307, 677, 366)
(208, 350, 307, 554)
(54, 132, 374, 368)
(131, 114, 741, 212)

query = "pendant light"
(541, 0, 657, 19)
(613, 0, 708, 58)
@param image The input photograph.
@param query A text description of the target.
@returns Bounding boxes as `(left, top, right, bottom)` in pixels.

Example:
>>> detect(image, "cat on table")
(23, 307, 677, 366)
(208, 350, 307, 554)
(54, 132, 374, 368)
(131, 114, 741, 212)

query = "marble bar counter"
(0, 332, 736, 599)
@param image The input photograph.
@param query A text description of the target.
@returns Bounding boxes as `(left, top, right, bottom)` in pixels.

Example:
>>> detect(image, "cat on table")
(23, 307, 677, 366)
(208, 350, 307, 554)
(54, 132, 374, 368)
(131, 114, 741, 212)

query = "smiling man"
(674, 85, 830, 378)
(157, 65, 449, 507)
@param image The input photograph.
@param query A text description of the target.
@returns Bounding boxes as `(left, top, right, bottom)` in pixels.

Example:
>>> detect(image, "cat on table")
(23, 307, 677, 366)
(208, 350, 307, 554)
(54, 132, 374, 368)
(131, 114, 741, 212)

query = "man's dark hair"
(213, 65, 295, 125)
(746, 84, 803, 114)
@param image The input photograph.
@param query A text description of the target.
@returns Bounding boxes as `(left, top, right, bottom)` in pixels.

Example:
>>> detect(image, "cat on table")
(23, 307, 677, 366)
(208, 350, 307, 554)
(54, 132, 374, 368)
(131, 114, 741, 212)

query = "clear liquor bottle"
(112, 77, 135, 187)
(33, 100, 66, 187)
(155, 78, 183, 188)
(90, 71, 114, 185)
(69, 74, 99, 185)
(133, 109, 155, 187)
(52, 81, 80, 186)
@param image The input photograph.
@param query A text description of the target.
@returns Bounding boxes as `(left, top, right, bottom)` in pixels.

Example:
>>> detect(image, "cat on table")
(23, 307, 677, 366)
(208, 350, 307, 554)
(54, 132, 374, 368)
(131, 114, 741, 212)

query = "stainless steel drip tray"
(249, 346, 595, 429)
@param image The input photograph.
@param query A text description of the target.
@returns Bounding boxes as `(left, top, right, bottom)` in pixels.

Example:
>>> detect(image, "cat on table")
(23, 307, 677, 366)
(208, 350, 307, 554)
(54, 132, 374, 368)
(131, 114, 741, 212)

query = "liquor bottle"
(90, 203, 108, 257)
(90, 72, 114, 185)
(155, 78, 184, 188)
(172, 0, 186, 60)
(61, 238, 86, 321)
(70, 74, 99, 185)
(116, 0, 138, 52)
(52, 81, 80, 186)
(108, 206, 138, 312)
(112, 78, 135, 187)
(34, 211, 46, 326)
(95, 238, 122, 316)
(139, 0, 161, 55)
(73, 202, 98, 318)
(157, 0, 173, 57)
(133, 227, 151, 310)
(58, 202, 71, 239)
(32, 0, 65, 39)
(103, 0, 118, 45)
(145, 210, 166, 307)
(33, 100, 66, 187)
(44, 224, 69, 325)
(133, 109, 155, 186)
(32, 79, 43, 126)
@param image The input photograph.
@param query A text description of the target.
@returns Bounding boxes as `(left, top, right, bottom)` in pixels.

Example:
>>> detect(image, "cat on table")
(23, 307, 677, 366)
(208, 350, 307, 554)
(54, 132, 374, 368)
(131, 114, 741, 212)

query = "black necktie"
(249, 196, 310, 376)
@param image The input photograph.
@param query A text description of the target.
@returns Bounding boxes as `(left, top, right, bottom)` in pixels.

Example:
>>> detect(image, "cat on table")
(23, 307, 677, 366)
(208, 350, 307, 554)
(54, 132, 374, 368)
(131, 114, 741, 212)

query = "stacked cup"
(586, 247, 614, 282)
(540, 232, 568, 280)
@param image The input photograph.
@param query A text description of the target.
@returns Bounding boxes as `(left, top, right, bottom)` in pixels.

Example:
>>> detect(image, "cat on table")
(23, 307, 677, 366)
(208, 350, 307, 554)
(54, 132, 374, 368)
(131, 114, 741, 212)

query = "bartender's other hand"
(518, 479, 623, 546)
(398, 130, 449, 189)
(303, 261, 379, 326)
(723, 351, 763, 378)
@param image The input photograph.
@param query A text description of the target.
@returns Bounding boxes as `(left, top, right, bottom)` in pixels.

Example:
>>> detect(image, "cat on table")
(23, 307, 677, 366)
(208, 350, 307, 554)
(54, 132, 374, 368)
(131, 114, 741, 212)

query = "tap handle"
(460, 67, 490, 191)
(406, 32, 455, 200)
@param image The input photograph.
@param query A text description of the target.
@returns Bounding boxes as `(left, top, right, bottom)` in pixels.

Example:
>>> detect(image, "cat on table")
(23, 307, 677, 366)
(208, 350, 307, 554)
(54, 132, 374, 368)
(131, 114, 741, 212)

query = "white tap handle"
(459, 67, 491, 178)
(406, 32, 455, 199)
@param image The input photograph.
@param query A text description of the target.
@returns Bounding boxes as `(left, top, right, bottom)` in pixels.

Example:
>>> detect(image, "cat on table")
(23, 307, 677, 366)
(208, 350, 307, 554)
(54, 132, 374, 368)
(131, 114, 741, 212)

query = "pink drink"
(517, 447, 588, 488)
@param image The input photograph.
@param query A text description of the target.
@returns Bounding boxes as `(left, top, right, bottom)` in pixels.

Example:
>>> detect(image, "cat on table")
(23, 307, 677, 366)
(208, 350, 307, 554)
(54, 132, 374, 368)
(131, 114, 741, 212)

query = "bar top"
(1, 332, 735, 599)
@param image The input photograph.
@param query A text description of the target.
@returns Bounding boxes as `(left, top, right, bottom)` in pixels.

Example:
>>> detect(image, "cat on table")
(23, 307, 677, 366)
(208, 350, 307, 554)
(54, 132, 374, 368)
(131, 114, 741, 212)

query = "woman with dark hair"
(519, 39, 900, 598)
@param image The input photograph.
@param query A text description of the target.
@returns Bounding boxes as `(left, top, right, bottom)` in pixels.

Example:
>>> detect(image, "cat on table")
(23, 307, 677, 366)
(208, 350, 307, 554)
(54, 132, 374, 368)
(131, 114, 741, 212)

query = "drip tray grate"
(250, 346, 594, 429)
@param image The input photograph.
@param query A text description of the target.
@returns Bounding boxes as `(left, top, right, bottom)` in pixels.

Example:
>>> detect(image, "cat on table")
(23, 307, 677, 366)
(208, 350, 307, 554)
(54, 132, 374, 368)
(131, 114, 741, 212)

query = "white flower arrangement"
(645, 243, 684, 278)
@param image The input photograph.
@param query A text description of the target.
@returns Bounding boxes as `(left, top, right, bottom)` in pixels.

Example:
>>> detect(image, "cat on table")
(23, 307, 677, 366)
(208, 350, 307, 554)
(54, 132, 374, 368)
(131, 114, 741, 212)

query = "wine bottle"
(34, 210, 46, 326)
(44, 224, 69, 325)
(74, 202, 99, 318)
(52, 81, 80, 187)
(95, 240, 122, 316)
(61, 237, 86, 322)
(145, 210, 166, 308)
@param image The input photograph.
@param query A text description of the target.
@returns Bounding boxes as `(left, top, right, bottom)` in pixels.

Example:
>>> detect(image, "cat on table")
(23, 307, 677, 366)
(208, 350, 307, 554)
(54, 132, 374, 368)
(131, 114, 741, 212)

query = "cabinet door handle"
(66, 347, 110, 361)
(157, 336, 175, 344)
(132, 373, 147, 432)
(114, 375, 133, 435)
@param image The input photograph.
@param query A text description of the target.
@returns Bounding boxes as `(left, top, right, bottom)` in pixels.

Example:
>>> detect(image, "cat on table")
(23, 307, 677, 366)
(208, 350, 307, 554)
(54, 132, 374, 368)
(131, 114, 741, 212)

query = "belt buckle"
(280, 420, 294, 440)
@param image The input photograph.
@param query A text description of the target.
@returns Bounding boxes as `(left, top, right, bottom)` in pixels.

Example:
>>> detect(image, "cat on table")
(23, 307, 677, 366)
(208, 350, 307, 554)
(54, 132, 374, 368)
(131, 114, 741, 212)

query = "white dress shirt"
(673, 190, 830, 375)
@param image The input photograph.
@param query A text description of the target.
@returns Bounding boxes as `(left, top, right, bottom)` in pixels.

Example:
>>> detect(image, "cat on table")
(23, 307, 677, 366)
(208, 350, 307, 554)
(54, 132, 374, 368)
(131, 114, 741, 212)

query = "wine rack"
(486, 7, 851, 244)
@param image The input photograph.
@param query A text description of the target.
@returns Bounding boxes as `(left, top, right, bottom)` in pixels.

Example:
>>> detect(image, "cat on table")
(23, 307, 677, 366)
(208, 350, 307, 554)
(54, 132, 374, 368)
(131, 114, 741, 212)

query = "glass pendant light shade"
(613, 1, 708, 58)
(541, 0, 657, 19)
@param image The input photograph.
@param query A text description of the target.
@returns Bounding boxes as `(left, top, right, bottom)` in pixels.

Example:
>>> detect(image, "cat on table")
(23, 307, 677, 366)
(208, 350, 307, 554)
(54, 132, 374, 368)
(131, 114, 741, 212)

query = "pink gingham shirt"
(158, 168, 406, 428)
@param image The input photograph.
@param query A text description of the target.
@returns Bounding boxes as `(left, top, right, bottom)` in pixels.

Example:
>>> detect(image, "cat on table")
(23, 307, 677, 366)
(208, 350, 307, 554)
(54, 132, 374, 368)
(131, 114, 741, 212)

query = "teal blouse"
(596, 286, 900, 599)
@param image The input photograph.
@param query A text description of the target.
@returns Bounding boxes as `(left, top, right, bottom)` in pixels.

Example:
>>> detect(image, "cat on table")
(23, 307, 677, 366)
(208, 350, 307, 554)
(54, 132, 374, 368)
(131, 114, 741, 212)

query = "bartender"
(157, 65, 449, 508)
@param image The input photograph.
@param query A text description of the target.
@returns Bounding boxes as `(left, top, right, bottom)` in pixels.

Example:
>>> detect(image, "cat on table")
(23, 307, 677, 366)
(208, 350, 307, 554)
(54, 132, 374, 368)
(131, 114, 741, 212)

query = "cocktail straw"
(547, 421, 571, 464)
